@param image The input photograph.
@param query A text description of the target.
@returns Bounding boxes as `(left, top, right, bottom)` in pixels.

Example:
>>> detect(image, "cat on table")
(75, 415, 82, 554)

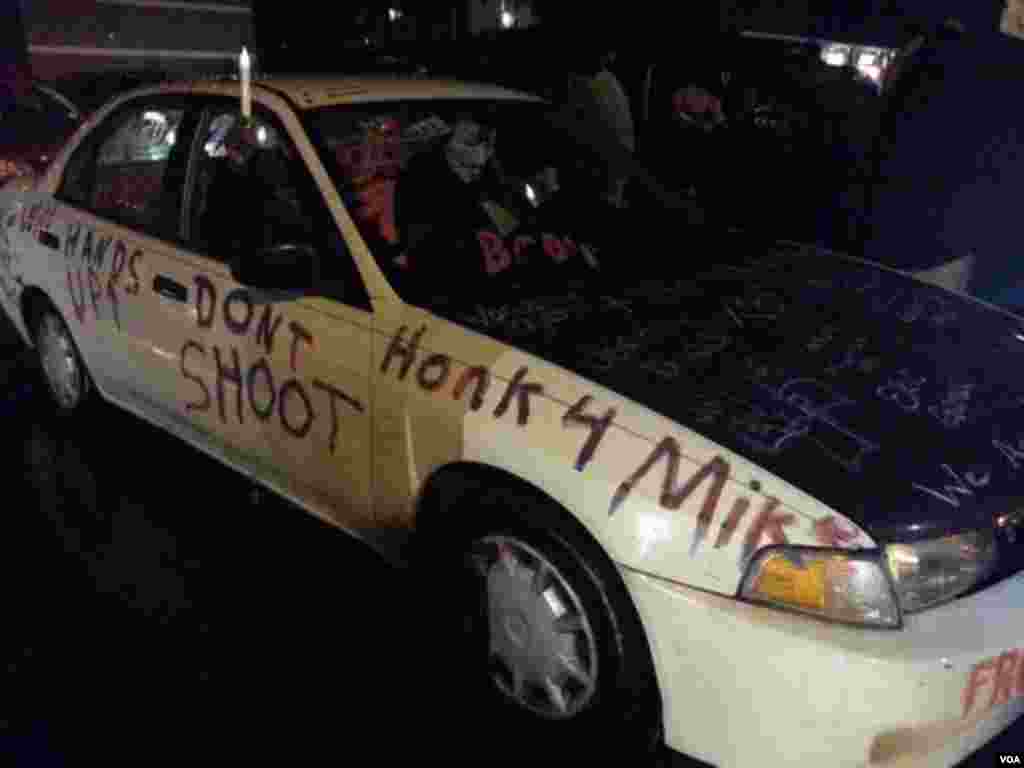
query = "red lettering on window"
(478, 231, 512, 275)
(542, 233, 567, 263)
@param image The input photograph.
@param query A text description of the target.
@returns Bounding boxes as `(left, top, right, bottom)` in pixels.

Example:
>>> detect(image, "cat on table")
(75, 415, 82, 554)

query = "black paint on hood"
(434, 234, 1024, 545)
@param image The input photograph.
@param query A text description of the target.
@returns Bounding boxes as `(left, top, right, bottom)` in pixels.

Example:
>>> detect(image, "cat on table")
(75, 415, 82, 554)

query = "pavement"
(0, 310, 1020, 767)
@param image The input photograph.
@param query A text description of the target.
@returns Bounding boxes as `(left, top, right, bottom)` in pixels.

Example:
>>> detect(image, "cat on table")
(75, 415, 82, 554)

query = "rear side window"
(59, 99, 194, 241)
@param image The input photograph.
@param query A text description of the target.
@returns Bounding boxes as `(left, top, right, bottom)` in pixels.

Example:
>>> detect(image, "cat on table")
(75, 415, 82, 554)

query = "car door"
(182, 99, 374, 528)
(52, 94, 200, 409)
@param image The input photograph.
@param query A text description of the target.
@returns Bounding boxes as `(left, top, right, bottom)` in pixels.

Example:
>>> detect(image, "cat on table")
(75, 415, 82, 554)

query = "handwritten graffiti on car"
(927, 382, 973, 429)
(381, 324, 544, 427)
(704, 377, 878, 474)
(962, 649, 1024, 719)
(456, 293, 588, 340)
(823, 337, 880, 376)
(581, 329, 650, 372)
(813, 514, 862, 547)
(182, 276, 363, 453)
(993, 436, 1024, 472)
(194, 278, 314, 370)
(381, 325, 625, 478)
(848, 271, 960, 329)
(64, 222, 141, 329)
(476, 230, 598, 276)
(379, 325, 872, 566)
(0, 205, 24, 300)
(562, 395, 616, 472)
(607, 440, 801, 563)
(720, 287, 788, 328)
(19, 200, 56, 236)
(876, 369, 927, 413)
(911, 463, 991, 508)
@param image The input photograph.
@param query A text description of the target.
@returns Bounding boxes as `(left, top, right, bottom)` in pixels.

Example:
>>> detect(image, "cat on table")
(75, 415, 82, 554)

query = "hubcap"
(38, 314, 81, 409)
(468, 535, 599, 720)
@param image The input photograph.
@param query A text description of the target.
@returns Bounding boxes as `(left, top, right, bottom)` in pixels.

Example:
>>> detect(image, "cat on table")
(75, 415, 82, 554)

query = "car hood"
(445, 234, 1024, 544)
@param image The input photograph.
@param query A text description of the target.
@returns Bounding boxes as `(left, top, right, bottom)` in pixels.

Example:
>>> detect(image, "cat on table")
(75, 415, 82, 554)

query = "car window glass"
(59, 101, 190, 240)
(189, 105, 371, 310)
(309, 101, 629, 308)
(191, 109, 312, 257)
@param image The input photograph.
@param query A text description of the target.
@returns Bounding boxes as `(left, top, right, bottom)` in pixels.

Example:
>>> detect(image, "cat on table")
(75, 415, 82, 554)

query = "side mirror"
(231, 242, 316, 291)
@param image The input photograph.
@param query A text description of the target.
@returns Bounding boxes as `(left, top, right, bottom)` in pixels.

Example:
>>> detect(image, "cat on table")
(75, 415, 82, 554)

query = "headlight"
(885, 529, 997, 613)
(739, 547, 901, 628)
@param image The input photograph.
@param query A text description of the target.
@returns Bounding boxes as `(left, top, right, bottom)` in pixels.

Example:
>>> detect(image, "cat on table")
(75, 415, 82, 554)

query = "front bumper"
(621, 565, 1024, 768)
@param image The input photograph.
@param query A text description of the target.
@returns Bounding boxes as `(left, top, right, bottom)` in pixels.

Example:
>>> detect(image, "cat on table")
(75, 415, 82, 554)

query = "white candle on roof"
(240, 46, 251, 119)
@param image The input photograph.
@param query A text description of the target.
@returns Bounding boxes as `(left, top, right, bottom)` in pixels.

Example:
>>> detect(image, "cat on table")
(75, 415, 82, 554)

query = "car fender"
(390, 312, 876, 595)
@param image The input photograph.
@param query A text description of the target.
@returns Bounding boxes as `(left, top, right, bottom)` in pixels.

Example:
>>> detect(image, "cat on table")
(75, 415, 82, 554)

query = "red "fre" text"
(963, 649, 1024, 718)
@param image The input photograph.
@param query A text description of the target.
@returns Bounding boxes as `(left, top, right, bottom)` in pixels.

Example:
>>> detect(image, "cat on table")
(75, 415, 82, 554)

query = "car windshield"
(307, 99, 690, 309)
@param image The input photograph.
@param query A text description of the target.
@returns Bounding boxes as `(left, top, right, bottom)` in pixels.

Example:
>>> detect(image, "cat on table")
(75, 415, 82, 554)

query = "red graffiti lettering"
(542, 233, 567, 263)
(562, 395, 616, 471)
(380, 325, 424, 380)
(610, 439, 730, 517)
(66, 268, 86, 323)
(182, 340, 361, 454)
(417, 353, 451, 391)
(478, 230, 512, 275)
(814, 515, 860, 548)
(714, 497, 750, 549)
(512, 235, 536, 263)
(87, 266, 102, 316)
(991, 651, 1021, 710)
(453, 365, 490, 411)
(492, 366, 543, 426)
(181, 340, 211, 412)
(964, 658, 998, 718)
(741, 498, 795, 564)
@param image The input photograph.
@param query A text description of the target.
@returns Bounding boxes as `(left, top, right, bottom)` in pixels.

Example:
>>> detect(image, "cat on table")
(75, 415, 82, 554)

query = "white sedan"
(0, 74, 1022, 767)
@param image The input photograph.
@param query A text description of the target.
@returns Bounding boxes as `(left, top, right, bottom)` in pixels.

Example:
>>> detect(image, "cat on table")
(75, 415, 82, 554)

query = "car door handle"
(38, 230, 60, 250)
(153, 275, 187, 303)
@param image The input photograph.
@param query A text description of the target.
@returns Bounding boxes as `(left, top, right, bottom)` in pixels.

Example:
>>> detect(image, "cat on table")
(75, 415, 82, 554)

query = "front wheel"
(426, 486, 662, 761)
(34, 304, 91, 412)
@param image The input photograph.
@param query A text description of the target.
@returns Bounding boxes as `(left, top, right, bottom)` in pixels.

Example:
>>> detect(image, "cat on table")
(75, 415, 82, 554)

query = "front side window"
(190, 107, 312, 258)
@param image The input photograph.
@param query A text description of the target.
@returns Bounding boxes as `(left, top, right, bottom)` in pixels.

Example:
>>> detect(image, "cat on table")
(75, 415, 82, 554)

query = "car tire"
(33, 302, 92, 413)
(420, 483, 662, 762)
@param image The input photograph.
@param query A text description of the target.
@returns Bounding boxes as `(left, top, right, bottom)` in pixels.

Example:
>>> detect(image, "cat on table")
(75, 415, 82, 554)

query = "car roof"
(144, 75, 542, 110)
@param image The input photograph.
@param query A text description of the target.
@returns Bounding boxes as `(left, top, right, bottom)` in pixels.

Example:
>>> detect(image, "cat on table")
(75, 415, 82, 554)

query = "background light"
(822, 44, 849, 67)
(500, 10, 515, 28)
